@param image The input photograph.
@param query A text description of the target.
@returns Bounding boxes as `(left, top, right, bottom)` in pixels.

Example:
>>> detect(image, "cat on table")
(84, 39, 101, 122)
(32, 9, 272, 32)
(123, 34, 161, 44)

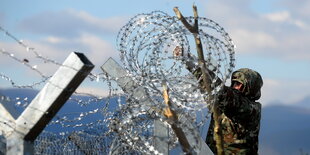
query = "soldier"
(173, 46, 263, 154)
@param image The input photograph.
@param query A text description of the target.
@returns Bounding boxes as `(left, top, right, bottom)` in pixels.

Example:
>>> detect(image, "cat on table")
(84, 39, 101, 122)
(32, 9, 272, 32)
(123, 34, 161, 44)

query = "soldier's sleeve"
(218, 87, 261, 119)
(190, 66, 222, 93)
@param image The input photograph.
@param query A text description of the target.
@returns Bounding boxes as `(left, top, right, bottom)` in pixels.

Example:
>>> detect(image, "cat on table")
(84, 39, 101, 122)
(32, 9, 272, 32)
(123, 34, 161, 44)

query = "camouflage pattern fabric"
(193, 68, 263, 155)
(231, 68, 263, 101)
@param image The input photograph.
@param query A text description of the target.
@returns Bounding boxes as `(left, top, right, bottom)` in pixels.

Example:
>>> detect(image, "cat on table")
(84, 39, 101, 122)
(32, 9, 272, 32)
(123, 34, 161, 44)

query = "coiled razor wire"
(109, 11, 235, 154)
(0, 10, 235, 154)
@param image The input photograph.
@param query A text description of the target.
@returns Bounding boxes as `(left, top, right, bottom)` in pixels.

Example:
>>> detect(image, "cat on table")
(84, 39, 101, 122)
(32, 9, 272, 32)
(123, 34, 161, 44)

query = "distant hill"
(259, 105, 310, 155)
(295, 95, 310, 109)
(1, 88, 310, 154)
(0, 88, 118, 132)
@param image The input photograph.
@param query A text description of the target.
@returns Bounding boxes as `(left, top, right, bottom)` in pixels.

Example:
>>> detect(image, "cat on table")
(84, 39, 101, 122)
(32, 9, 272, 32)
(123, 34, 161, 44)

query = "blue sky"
(1, 0, 310, 106)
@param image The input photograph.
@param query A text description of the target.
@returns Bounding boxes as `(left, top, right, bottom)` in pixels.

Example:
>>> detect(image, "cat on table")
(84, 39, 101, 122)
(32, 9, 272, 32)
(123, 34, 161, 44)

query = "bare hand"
(173, 46, 184, 57)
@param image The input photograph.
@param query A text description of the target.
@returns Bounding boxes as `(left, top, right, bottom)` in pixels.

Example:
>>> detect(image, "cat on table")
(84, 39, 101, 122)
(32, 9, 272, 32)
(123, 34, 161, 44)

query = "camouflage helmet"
(231, 68, 263, 101)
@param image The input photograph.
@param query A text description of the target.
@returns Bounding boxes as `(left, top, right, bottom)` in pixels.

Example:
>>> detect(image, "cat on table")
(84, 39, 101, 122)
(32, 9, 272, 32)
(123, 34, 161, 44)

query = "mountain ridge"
(1, 88, 309, 154)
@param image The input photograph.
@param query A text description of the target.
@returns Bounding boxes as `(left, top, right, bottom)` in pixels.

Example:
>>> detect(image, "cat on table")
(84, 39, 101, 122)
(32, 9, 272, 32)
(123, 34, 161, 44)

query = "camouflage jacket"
(192, 68, 263, 155)
(206, 86, 261, 155)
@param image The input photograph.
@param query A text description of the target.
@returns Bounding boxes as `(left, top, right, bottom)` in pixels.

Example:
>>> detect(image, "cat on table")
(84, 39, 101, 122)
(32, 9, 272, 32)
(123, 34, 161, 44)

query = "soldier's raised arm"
(173, 46, 222, 92)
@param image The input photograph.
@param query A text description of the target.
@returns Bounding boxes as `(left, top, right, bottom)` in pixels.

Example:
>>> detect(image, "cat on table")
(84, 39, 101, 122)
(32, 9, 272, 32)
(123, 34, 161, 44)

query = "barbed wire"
(0, 26, 106, 89)
(110, 10, 235, 154)
(0, 25, 118, 154)
(0, 9, 235, 154)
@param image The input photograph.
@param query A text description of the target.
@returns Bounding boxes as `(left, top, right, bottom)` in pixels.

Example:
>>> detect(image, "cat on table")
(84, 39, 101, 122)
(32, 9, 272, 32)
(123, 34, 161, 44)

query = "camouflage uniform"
(194, 68, 263, 155)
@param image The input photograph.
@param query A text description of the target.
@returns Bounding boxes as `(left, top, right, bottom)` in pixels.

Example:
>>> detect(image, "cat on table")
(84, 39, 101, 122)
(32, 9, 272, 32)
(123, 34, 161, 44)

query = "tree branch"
(174, 5, 224, 155)
(173, 7, 197, 33)
(162, 82, 191, 154)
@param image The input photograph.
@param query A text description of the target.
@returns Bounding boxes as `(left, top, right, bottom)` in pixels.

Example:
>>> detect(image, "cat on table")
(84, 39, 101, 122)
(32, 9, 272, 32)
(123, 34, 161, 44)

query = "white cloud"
(45, 36, 66, 44)
(279, 0, 310, 17)
(0, 39, 71, 82)
(2, 0, 310, 106)
(13, 9, 123, 73)
(43, 32, 119, 65)
(75, 33, 119, 73)
(264, 11, 291, 22)
(1, 30, 119, 80)
(11, 1, 310, 63)
(261, 78, 310, 106)
(231, 29, 277, 53)
(19, 9, 127, 38)
(69, 9, 125, 33)
(75, 86, 110, 97)
(263, 11, 309, 30)
(201, 0, 310, 61)
(293, 20, 308, 29)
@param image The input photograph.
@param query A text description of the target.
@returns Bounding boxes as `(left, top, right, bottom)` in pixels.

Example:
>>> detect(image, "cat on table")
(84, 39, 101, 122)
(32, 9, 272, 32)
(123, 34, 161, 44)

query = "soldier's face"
(232, 81, 243, 91)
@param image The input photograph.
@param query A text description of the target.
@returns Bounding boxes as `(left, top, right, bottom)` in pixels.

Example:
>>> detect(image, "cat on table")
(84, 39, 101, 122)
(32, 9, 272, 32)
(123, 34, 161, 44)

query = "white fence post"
(0, 52, 94, 155)
(101, 58, 213, 155)
(101, 58, 170, 155)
